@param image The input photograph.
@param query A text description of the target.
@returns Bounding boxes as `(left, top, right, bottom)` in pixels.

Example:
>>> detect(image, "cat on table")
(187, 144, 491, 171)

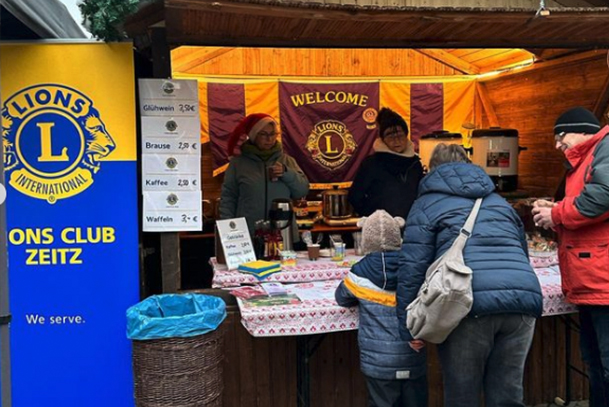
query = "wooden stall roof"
(125, 0, 609, 49)
(171, 46, 539, 75)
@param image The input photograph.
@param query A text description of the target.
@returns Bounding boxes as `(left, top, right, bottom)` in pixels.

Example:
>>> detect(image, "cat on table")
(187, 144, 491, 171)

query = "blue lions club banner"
(0, 43, 139, 406)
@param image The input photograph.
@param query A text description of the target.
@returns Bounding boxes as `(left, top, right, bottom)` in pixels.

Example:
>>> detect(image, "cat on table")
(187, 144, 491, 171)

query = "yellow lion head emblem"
(80, 111, 116, 174)
(2, 112, 18, 172)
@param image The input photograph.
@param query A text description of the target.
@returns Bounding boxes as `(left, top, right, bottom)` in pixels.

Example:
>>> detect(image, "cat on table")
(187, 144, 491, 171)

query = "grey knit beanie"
(357, 210, 405, 254)
(554, 107, 601, 135)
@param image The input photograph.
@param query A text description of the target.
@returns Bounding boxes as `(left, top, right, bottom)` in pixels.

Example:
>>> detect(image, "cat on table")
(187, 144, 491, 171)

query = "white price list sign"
(139, 79, 199, 100)
(142, 154, 200, 175)
(143, 174, 200, 191)
(216, 218, 256, 270)
(142, 138, 200, 155)
(143, 191, 202, 232)
(139, 78, 203, 232)
(140, 100, 198, 117)
(141, 116, 200, 139)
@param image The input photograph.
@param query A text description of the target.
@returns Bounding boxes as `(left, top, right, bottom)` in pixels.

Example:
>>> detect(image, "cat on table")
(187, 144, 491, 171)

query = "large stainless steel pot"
(419, 131, 464, 170)
(470, 127, 525, 192)
(322, 189, 352, 219)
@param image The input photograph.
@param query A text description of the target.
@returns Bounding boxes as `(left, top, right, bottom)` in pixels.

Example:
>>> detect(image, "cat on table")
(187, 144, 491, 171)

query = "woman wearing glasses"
(348, 108, 424, 220)
(219, 113, 309, 235)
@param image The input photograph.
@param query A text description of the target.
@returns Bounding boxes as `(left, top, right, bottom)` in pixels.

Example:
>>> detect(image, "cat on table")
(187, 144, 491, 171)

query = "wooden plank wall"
(221, 308, 587, 406)
(483, 54, 609, 197)
(172, 47, 461, 77)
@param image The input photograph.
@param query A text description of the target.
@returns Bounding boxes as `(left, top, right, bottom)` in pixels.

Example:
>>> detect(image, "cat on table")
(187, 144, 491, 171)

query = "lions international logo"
(167, 193, 179, 206)
(2, 84, 116, 203)
(305, 120, 357, 170)
(362, 108, 378, 130)
(162, 82, 175, 95)
(165, 120, 178, 132)
(166, 157, 178, 169)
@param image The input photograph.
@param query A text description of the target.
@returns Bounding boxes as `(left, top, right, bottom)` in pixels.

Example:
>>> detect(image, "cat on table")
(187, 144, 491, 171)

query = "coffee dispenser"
(419, 131, 464, 170)
(269, 198, 295, 251)
(470, 128, 526, 192)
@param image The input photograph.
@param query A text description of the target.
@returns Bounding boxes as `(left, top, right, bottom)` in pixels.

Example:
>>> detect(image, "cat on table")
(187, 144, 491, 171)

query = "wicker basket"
(132, 324, 225, 407)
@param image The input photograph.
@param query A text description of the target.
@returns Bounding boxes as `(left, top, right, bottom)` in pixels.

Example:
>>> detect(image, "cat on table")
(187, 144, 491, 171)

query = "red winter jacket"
(552, 126, 609, 305)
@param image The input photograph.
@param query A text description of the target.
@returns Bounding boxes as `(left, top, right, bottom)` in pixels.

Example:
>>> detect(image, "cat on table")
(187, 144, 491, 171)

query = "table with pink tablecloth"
(236, 265, 575, 337)
(212, 251, 560, 288)
(211, 251, 362, 288)
(534, 265, 577, 316)
(237, 279, 358, 337)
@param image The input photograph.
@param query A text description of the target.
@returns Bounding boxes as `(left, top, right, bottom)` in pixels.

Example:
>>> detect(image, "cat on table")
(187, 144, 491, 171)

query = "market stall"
(211, 250, 576, 407)
(122, 1, 609, 405)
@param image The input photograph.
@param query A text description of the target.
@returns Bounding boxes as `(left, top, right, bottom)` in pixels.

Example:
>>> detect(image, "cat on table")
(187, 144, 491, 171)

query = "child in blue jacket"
(335, 210, 428, 407)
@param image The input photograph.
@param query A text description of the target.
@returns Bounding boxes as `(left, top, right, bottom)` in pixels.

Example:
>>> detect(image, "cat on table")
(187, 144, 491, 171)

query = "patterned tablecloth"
(212, 251, 560, 288)
(237, 265, 576, 337)
(535, 265, 578, 316)
(211, 251, 362, 288)
(237, 279, 358, 337)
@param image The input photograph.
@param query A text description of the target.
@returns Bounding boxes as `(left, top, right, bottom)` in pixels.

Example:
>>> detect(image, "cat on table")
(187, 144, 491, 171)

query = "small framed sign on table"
(215, 218, 256, 270)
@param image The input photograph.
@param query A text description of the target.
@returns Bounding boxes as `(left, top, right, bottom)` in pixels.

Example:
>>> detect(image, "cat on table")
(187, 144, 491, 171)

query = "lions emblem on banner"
(305, 120, 357, 170)
(2, 84, 115, 203)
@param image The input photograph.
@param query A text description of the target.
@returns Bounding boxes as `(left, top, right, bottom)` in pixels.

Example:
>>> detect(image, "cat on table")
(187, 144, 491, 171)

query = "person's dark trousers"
(437, 314, 535, 407)
(365, 375, 428, 407)
(578, 306, 609, 407)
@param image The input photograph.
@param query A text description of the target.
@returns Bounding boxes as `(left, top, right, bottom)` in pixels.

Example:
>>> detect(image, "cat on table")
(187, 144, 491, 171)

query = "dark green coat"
(219, 147, 309, 235)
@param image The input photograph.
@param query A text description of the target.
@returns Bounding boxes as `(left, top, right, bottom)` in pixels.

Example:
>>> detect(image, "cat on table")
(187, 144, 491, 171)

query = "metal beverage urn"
(269, 198, 295, 251)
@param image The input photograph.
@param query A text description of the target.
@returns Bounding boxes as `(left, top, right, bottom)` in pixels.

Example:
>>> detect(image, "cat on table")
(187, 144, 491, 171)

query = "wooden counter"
(183, 287, 588, 407)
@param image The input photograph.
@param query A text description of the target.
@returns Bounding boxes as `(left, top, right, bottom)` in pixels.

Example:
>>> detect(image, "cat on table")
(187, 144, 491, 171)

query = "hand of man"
(533, 199, 556, 209)
(532, 206, 556, 230)
(408, 340, 426, 352)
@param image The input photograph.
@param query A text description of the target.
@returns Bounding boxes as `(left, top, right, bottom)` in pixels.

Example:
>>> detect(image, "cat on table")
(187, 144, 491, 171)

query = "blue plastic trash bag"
(126, 293, 227, 340)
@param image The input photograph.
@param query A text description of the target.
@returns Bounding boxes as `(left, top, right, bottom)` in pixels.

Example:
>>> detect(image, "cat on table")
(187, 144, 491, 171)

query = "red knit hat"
(227, 113, 277, 156)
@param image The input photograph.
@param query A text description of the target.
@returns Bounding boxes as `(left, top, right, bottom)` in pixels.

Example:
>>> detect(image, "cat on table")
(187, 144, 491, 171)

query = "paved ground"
(529, 401, 588, 407)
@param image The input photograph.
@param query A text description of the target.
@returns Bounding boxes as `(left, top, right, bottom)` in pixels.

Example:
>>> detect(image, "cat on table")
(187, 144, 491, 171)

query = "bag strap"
(460, 198, 483, 237)
(449, 198, 483, 252)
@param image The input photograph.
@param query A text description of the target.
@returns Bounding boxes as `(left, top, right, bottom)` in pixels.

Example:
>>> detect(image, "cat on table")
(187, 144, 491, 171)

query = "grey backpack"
(406, 198, 482, 344)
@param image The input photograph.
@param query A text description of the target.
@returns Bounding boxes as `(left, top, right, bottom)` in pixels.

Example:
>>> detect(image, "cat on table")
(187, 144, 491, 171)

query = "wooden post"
(151, 25, 171, 79)
(151, 26, 181, 293)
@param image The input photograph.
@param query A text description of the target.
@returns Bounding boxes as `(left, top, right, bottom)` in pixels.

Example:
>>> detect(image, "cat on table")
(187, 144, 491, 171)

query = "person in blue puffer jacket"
(336, 210, 427, 407)
(397, 143, 542, 407)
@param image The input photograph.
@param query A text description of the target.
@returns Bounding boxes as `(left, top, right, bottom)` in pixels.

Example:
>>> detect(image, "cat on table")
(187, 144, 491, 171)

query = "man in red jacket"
(533, 106, 609, 407)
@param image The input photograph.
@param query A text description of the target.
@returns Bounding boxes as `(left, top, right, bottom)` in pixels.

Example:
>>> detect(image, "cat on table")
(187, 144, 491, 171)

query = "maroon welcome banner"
(208, 83, 245, 173)
(279, 82, 379, 188)
(411, 83, 444, 151)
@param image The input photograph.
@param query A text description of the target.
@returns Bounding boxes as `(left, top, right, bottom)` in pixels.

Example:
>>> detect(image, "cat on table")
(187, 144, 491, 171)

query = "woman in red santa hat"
(219, 113, 309, 237)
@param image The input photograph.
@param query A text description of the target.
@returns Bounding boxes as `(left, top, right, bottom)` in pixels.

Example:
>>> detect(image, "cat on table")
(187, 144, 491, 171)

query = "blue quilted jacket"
(336, 251, 426, 380)
(396, 162, 543, 341)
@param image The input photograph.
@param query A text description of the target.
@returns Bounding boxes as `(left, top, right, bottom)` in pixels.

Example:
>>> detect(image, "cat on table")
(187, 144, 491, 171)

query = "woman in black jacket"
(348, 108, 424, 220)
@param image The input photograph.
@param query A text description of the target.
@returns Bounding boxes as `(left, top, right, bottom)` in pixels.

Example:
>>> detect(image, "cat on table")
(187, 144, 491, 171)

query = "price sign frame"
(139, 78, 203, 232)
(215, 218, 256, 270)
